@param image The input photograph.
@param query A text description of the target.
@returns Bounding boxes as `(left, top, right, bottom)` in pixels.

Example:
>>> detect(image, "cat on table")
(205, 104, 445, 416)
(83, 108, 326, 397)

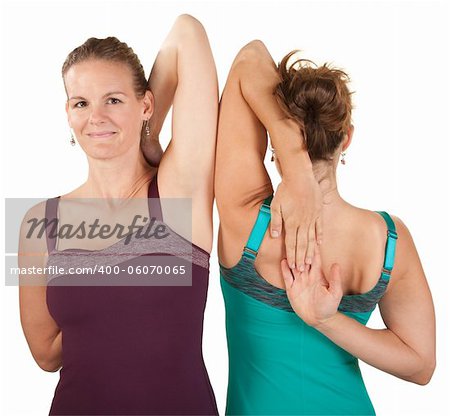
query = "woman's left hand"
(281, 246, 343, 328)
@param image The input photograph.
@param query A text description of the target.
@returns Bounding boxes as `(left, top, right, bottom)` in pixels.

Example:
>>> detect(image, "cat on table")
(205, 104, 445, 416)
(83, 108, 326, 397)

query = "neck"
(312, 160, 343, 207)
(84, 148, 155, 199)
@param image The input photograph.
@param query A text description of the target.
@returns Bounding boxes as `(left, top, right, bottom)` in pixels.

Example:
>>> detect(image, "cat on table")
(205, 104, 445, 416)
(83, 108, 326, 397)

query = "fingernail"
(272, 231, 279, 238)
(305, 257, 312, 265)
(290, 262, 295, 269)
(299, 264, 305, 272)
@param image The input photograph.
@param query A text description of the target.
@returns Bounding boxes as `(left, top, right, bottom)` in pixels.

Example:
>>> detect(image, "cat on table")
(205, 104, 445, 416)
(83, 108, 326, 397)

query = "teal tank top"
(220, 196, 398, 415)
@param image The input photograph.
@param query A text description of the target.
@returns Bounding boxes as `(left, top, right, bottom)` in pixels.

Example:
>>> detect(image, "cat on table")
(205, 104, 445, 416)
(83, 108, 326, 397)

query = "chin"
(88, 144, 139, 161)
(82, 144, 120, 160)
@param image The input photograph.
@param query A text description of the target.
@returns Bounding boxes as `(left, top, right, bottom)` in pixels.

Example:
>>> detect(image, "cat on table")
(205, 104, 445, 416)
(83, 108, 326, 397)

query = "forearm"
(315, 312, 433, 384)
(236, 40, 312, 175)
(144, 20, 181, 141)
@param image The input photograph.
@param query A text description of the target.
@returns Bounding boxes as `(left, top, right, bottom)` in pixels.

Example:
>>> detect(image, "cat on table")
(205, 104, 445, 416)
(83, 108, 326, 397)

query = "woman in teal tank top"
(215, 41, 436, 415)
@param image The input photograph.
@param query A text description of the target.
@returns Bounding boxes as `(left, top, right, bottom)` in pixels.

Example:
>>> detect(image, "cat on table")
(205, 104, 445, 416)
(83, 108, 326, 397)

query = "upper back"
(218, 199, 394, 298)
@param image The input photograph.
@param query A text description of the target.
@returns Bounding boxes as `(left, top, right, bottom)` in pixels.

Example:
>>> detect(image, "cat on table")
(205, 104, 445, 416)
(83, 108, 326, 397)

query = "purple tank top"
(45, 175, 218, 415)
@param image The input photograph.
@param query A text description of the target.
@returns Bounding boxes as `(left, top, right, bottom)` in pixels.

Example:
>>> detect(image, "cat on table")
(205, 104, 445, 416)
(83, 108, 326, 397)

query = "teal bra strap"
(376, 211, 398, 281)
(242, 195, 273, 260)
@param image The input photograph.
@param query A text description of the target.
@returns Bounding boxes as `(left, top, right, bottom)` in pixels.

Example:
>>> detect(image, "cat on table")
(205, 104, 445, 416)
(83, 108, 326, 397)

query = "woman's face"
(64, 59, 151, 160)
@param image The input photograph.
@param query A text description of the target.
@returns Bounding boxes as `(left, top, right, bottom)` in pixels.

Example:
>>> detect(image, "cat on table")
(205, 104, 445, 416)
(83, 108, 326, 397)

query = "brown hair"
(275, 51, 353, 162)
(62, 37, 148, 98)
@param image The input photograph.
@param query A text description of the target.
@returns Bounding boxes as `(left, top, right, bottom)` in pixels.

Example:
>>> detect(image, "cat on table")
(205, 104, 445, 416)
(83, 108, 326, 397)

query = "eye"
(107, 97, 122, 104)
(74, 101, 87, 108)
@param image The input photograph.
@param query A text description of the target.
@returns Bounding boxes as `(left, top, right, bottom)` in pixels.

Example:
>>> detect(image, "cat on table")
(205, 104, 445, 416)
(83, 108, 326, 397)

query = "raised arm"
(141, 14, 218, 252)
(215, 40, 322, 270)
(281, 217, 436, 385)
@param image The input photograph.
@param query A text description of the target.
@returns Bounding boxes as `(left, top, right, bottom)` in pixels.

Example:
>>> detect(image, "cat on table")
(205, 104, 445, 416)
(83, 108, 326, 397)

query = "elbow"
(410, 371, 434, 386)
(415, 359, 436, 386)
(234, 40, 269, 68)
(173, 14, 207, 38)
(33, 349, 62, 373)
(405, 356, 436, 385)
(24, 329, 62, 373)
(241, 39, 269, 55)
(36, 356, 61, 373)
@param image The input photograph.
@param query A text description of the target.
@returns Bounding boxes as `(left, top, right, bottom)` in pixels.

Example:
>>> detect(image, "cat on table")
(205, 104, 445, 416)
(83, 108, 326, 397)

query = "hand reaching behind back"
(281, 246, 343, 328)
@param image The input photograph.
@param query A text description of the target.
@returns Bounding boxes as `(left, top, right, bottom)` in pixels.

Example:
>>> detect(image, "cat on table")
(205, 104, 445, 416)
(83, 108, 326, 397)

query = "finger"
(309, 244, 323, 284)
(285, 226, 297, 270)
(310, 242, 322, 272)
(305, 223, 316, 267)
(270, 203, 282, 238)
(315, 216, 323, 245)
(281, 259, 295, 289)
(299, 265, 309, 284)
(328, 263, 343, 298)
(295, 227, 307, 272)
(291, 264, 303, 281)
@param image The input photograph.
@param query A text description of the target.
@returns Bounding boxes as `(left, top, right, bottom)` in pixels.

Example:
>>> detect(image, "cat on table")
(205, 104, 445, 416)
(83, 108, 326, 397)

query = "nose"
(88, 105, 106, 125)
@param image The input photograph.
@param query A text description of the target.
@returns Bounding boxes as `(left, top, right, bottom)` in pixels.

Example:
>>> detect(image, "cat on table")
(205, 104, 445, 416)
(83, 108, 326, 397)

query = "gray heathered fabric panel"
(47, 221, 209, 276)
(220, 256, 387, 314)
(338, 278, 388, 313)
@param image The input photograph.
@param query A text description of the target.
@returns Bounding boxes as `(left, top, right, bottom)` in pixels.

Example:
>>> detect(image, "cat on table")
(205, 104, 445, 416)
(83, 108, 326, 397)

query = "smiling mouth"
(87, 132, 117, 139)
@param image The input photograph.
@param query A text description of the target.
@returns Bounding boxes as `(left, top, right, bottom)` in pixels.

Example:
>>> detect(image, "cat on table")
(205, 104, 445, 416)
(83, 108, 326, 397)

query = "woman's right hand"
(271, 165, 323, 272)
(281, 247, 343, 328)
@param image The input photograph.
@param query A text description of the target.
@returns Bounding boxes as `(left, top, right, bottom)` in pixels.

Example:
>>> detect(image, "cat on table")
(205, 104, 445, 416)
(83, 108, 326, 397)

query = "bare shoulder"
(20, 199, 48, 243)
(345, 208, 425, 296)
(341, 206, 391, 245)
(389, 214, 412, 237)
(353, 209, 415, 269)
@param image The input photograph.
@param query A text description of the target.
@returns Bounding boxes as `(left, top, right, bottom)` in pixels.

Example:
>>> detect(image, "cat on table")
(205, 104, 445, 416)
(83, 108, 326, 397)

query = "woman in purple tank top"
(18, 14, 219, 415)
(18, 13, 330, 415)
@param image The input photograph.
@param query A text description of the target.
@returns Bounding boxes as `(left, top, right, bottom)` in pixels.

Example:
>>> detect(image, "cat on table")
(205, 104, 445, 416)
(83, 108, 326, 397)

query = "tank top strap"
(375, 211, 398, 281)
(148, 174, 163, 222)
(45, 197, 60, 254)
(242, 195, 273, 261)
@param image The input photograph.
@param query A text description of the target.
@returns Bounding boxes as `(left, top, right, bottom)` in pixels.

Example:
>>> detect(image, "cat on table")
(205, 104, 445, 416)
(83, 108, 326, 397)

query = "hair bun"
(275, 51, 353, 162)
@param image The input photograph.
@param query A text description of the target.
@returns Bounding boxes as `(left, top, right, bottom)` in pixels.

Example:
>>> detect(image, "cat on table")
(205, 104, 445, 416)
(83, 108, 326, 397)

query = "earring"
(145, 120, 151, 137)
(340, 152, 346, 165)
(70, 130, 76, 146)
(270, 146, 275, 162)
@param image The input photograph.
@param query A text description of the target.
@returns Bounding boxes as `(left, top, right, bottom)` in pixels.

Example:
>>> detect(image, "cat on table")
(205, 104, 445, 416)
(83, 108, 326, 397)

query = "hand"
(271, 172, 323, 271)
(141, 136, 163, 167)
(281, 246, 343, 328)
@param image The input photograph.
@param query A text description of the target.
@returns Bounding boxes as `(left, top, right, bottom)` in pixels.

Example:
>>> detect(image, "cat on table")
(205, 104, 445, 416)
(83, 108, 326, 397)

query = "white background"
(1, 0, 449, 415)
